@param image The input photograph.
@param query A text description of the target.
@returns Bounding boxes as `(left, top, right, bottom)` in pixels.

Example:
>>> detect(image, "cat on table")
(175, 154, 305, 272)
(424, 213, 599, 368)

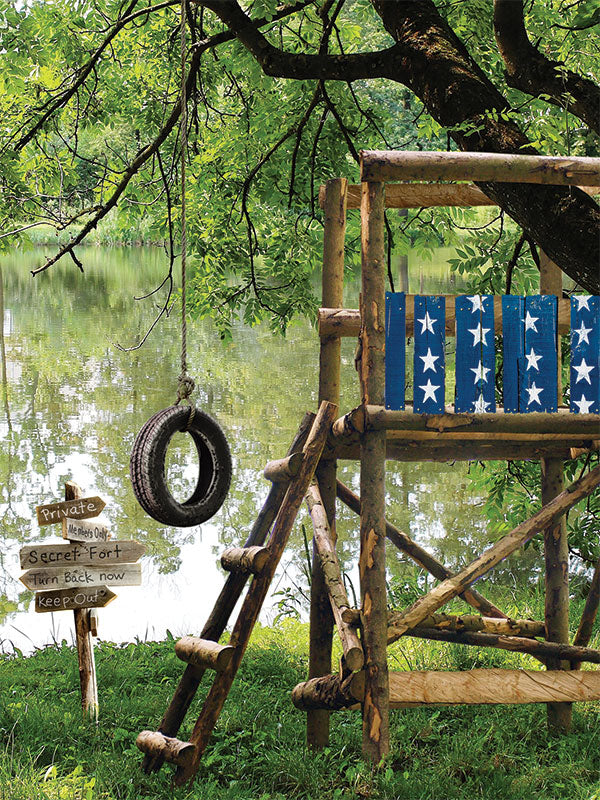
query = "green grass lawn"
(2, 619, 600, 800)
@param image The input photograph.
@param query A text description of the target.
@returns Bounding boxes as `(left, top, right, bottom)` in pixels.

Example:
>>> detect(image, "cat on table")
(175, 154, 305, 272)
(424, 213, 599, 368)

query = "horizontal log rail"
(318, 182, 600, 210)
(330, 439, 598, 464)
(405, 628, 600, 664)
(360, 150, 600, 186)
(337, 406, 600, 437)
(401, 612, 544, 638)
(291, 668, 600, 710)
(319, 296, 572, 338)
(386, 463, 600, 643)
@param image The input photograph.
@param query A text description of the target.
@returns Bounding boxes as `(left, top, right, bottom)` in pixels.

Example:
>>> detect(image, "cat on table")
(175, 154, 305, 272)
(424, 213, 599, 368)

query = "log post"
(65, 481, 99, 723)
(540, 249, 572, 734)
(359, 177, 389, 762)
(308, 178, 347, 749)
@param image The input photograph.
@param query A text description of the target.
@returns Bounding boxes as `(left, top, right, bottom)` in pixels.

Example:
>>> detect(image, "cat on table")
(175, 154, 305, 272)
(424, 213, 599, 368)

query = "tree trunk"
(371, 0, 600, 294)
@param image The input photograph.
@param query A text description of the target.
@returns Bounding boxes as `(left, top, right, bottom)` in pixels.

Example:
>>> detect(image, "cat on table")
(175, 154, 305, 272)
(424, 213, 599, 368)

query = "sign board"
(20, 540, 145, 570)
(36, 496, 106, 526)
(22, 563, 142, 591)
(35, 585, 116, 613)
(62, 517, 110, 543)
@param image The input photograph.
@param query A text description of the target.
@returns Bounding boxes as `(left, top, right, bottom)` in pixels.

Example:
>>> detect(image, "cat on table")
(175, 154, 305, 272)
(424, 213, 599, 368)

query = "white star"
(526, 382, 543, 406)
(574, 321, 592, 346)
(417, 312, 436, 334)
(573, 357, 595, 385)
(470, 361, 490, 384)
(574, 296, 591, 311)
(467, 295, 484, 313)
(473, 393, 491, 413)
(419, 379, 440, 402)
(419, 347, 439, 373)
(524, 311, 538, 332)
(573, 394, 595, 414)
(525, 348, 542, 371)
(468, 325, 491, 346)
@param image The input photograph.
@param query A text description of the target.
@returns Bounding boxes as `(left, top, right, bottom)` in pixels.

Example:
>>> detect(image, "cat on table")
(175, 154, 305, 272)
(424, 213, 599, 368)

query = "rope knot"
(176, 374, 195, 404)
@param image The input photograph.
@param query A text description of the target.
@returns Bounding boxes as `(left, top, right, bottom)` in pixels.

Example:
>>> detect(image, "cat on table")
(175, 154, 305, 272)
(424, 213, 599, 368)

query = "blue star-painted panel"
(570, 295, 600, 414)
(455, 295, 496, 413)
(413, 295, 445, 414)
(502, 296, 525, 414)
(385, 292, 406, 410)
(519, 295, 558, 413)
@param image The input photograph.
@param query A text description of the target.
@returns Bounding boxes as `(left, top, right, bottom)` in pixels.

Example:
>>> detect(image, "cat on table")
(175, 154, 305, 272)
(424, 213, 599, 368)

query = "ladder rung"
(136, 731, 195, 767)
(220, 546, 269, 574)
(263, 452, 304, 482)
(175, 637, 235, 671)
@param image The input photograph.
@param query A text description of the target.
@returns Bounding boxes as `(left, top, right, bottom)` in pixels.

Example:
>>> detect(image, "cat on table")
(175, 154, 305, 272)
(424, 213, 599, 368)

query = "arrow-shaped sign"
(36, 496, 106, 526)
(21, 564, 142, 591)
(20, 540, 145, 570)
(35, 585, 117, 613)
(63, 517, 110, 543)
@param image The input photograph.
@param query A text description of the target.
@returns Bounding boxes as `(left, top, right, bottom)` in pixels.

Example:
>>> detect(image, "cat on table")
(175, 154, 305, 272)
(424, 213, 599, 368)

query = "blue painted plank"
(455, 295, 496, 413)
(413, 295, 445, 414)
(385, 292, 406, 410)
(570, 295, 600, 414)
(502, 296, 524, 414)
(519, 295, 558, 413)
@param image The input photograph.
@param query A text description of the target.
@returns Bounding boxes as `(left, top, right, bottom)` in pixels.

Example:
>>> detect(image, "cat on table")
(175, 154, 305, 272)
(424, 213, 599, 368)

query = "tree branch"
(199, 0, 401, 79)
(493, 0, 600, 136)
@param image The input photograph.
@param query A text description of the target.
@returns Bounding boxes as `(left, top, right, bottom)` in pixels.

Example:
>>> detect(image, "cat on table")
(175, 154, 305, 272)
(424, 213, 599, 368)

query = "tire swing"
(130, 5, 231, 527)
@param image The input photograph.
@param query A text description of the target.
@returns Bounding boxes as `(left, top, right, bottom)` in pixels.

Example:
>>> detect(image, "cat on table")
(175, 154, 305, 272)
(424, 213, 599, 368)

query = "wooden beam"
(136, 732, 195, 768)
(319, 182, 600, 210)
(386, 463, 600, 643)
(361, 406, 600, 436)
(292, 672, 364, 711)
(383, 669, 600, 707)
(309, 177, 347, 750)
(359, 179, 389, 762)
(335, 480, 506, 619)
(539, 249, 571, 733)
(360, 150, 600, 186)
(405, 628, 600, 664)
(402, 612, 544, 637)
(306, 481, 363, 671)
(318, 296, 572, 338)
(331, 439, 598, 464)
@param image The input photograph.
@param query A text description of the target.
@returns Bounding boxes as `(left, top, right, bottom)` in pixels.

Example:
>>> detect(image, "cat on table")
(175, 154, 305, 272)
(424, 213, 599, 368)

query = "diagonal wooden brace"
(336, 480, 506, 619)
(388, 464, 600, 644)
(305, 479, 364, 671)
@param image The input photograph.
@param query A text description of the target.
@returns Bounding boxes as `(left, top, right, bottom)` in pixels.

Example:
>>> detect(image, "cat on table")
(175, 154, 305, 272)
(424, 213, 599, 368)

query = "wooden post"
(540, 249, 571, 734)
(308, 178, 347, 749)
(65, 481, 99, 722)
(359, 179, 389, 762)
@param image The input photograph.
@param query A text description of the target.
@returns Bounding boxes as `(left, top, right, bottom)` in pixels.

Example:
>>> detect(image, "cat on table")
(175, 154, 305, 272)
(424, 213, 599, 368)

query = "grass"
(1, 617, 600, 800)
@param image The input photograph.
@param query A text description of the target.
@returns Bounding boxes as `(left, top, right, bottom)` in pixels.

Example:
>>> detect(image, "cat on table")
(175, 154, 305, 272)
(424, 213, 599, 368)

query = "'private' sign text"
(36, 496, 106, 526)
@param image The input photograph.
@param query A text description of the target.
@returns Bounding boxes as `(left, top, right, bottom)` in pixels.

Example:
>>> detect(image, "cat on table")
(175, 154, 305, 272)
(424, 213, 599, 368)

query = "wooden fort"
(137, 150, 600, 782)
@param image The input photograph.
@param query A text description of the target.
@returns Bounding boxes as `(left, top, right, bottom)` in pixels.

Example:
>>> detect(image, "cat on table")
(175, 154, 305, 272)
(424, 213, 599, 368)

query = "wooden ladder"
(136, 401, 338, 785)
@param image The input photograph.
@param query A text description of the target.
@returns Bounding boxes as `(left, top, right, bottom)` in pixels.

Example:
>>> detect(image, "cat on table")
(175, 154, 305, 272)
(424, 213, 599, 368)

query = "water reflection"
(0, 246, 537, 651)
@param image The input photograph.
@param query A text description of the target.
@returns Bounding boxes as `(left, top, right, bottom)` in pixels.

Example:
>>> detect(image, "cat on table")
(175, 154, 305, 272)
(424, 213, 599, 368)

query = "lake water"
(0, 245, 535, 653)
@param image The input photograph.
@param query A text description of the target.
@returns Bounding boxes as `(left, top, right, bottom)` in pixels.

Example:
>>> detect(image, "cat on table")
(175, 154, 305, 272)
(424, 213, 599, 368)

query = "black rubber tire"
(130, 405, 232, 527)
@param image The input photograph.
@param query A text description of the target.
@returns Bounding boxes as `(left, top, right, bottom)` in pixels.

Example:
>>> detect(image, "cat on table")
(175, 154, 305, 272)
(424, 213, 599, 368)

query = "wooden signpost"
(21, 481, 145, 721)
